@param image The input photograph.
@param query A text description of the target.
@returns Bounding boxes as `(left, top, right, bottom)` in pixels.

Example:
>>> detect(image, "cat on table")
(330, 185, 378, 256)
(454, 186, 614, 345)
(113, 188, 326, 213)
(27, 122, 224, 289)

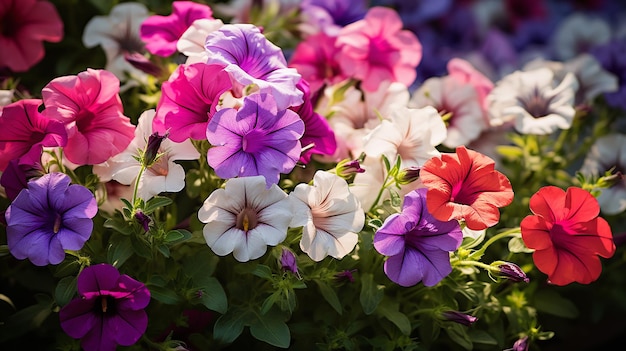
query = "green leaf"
(53, 259, 80, 278)
(107, 237, 134, 268)
(534, 290, 579, 319)
(103, 217, 133, 235)
(249, 309, 291, 348)
(164, 229, 192, 245)
(508, 235, 534, 253)
(315, 280, 342, 315)
(377, 300, 411, 335)
(251, 264, 273, 280)
(360, 273, 384, 315)
(0, 295, 53, 343)
(157, 244, 171, 258)
(54, 276, 77, 307)
(0, 244, 9, 257)
(195, 276, 228, 314)
(183, 249, 219, 279)
(496, 145, 523, 160)
(148, 285, 182, 305)
(213, 307, 249, 344)
(261, 292, 280, 315)
(144, 196, 173, 214)
(468, 330, 498, 345)
(130, 233, 153, 259)
(445, 324, 473, 350)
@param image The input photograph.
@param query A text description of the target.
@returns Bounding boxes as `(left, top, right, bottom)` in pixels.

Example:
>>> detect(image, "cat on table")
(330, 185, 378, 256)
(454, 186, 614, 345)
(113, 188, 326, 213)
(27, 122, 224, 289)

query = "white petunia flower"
(487, 67, 579, 135)
(410, 76, 485, 148)
(290, 171, 365, 262)
(580, 134, 626, 215)
(198, 176, 295, 262)
(82, 3, 150, 83)
(362, 105, 446, 169)
(551, 13, 611, 61)
(177, 18, 224, 64)
(93, 109, 199, 201)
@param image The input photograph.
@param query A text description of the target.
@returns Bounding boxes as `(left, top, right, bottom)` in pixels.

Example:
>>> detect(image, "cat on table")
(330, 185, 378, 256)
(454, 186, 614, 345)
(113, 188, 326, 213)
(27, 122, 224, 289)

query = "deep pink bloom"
(205, 24, 303, 110)
(0, 0, 63, 72)
(41, 69, 135, 165)
(290, 80, 337, 163)
(335, 6, 422, 92)
(206, 93, 304, 187)
(0, 99, 67, 171)
(289, 32, 346, 94)
(447, 58, 494, 121)
(59, 264, 150, 351)
(140, 1, 213, 57)
(154, 63, 232, 142)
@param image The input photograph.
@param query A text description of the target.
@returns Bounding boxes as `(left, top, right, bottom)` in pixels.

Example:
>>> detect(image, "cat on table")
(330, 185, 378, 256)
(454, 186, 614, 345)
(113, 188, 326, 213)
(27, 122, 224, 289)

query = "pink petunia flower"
(153, 63, 232, 142)
(41, 69, 135, 166)
(0, 99, 67, 171)
(0, 0, 63, 72)
(289, 32, 346, 95)
(140, 1, 214, 57)
(335, 6, 422, 92)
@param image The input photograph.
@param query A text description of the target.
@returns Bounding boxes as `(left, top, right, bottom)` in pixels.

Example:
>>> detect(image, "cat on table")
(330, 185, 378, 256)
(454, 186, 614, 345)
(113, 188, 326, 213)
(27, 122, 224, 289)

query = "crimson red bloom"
(520, 186, 615, 286)
(420, 146, 514, 230)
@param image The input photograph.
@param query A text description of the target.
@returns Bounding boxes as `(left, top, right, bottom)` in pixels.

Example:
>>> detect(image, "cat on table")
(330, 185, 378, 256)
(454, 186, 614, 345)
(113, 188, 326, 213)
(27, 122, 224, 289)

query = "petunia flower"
(290, 171, 365, 262)
(140, 1, 214, 57)
(197, 176, 294, 262)
(420, 146, 514, 230)
(363, 105, 446, 169)
(177, 18, 225, 64)
(0, 0, 63, 72)
(289, 32, 346, 95)
(374, 188, 463, 287)
(41, 69, 135, 166)
(520, 186, 615, 285)
(206, 93, 304, 187)
(93, 109, 199, 201)
(579, 133, 626, 215)
(59, 263, 150, 351)
(0, 99, 67, 171)
(82, 2, 150, 82)
(204, 24, 303, 110)
(335, 6, 422, 92)
(153, 62, 232, 142)
(487, 67, 579, 135)
(299, 0, 367, 36)
(551, 13, 611, 61)
(5, 172, 97, 266)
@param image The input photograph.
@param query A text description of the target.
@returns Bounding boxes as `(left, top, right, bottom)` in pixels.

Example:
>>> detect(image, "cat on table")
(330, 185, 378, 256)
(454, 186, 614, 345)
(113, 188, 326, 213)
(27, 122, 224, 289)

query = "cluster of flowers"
(1, 0, 625, 350)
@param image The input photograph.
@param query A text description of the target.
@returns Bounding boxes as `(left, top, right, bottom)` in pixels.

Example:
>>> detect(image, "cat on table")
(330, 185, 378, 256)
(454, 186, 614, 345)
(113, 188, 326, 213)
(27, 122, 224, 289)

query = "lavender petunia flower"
(300, 0, 367, 36)
(5, 173, 97, 266)
(206, 93, 305, 187)
(204, 24, 303, 110)
(59, 264, 151, 351)
(374, 188, 462, 287)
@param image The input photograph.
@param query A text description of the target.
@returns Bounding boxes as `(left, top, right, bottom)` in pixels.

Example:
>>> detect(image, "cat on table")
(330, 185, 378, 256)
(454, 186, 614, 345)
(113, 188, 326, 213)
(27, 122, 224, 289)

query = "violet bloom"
(591, 38, 626, 110)
(59, 264, 150, 351)
(0, 99, 67, 171)
(154, 63, 232, 142)
(374, 188, 463, 287)
(206, 93, 304, 187)
(496, 262, 530, 283)
(0, 160, 36, 201)
(140, 1, 214, 57)
(5, 173, 97, 266)
(280, 247, 301, 278)
(300, 0, 367, 36)
(204, 24, 303, 110)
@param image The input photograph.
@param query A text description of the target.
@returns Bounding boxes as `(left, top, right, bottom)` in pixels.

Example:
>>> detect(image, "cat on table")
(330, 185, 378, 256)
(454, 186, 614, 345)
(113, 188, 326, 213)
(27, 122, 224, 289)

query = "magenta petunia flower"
(5, 172, 97, 266)
(204, 24, 303, 110)
(374, 188, 463, 287)
(153, 63, 232, 142)
(0, 99, 67, 171)
(290, 79, 337, 163)
(59, 263, 151, 351)
(289, 32, 346, 95)
(335, 6, 422, 92)
(0, 0, 63, 72)
(206, 93, 304, 187)
(140, 1, 213, 57)
(41, 69, 135, 165)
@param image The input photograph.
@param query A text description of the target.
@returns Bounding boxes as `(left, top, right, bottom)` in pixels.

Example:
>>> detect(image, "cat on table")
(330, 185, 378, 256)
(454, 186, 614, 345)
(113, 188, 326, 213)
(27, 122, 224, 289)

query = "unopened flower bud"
(396, 166, 420, 185)
(134, 210, 151, 233)
(143, 132, 168, 167)
(335, 269, 357, 283)
(505, 336, 529, 351)
(335, 158, 365, 179)
(496, 262, 529, 283)
(441, 310, 478, 326)
(124, 52, 163, 77)
(280, 247, 301, 279)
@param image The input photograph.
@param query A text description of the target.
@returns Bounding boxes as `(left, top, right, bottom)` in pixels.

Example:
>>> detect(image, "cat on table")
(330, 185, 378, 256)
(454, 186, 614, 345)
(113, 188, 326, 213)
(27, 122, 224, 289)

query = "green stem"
(131, 163, 147, 211)
(367, 174, 396, 214)
(469, 227, 521, 260)
(454, 260, 497, 273)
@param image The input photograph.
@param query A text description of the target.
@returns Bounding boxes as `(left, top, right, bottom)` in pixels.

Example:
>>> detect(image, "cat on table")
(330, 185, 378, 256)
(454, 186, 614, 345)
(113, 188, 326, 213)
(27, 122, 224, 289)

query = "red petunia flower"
(420, 146, 514, 230)
(520, 186, 615, 286)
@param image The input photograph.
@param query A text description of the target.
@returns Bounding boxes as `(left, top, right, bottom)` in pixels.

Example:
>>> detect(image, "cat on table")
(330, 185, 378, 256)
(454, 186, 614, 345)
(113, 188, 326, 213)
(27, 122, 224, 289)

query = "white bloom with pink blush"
(177, 18, 225, 64)
(290, 171, 365, 262)
(93, 109, 199, 201)
(552, 13, 611, 61)
(486, 67, 579, 135)
(198, 176, 294, 262)
(363, 105, 446, 169)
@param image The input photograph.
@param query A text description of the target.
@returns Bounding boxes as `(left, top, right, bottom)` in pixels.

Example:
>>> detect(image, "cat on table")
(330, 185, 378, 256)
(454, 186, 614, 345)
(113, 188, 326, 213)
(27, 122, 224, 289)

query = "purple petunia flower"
(5, 173, 97, 266)
(373, 188, 463, 287)
(59, 263, 151, 351)
(204, 24, 303, 110)
(206, 93, 304, 187)
(300, 0, 367, 36)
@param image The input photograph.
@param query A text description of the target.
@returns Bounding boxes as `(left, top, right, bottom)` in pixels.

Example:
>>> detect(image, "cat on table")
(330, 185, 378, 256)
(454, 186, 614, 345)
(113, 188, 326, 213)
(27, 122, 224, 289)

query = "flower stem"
(469, 227, 521, 260)
(131, 163, 147, 211)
